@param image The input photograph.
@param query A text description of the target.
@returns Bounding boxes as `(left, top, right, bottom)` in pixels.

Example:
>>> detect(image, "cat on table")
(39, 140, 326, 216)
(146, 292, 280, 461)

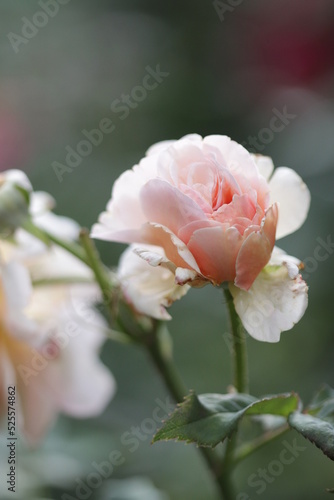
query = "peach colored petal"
(140, 179, 207, 235)
(187, 226, 243, 284)
(214, 193, 256, 223)
(142, 222, 201, 273)
(234, 203, 278, 290)
(178, 219, 223, 244)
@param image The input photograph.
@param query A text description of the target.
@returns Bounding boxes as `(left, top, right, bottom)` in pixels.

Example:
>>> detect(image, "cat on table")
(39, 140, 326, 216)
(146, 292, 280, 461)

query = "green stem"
(234, 424, 289, 465)
(22, 219, 90, 266)
(32, 276, 94, 287)
(146, 329, 230, 500)
(217, 289, 250, 498)
(79, 229, 114, 306)
(146, 328, 188, 403)
(223, 289, 249, 394)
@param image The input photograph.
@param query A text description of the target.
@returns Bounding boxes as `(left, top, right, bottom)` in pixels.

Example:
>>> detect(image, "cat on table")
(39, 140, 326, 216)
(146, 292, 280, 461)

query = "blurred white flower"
(0, 174, 115, 443)
(117, 244, 189, 320)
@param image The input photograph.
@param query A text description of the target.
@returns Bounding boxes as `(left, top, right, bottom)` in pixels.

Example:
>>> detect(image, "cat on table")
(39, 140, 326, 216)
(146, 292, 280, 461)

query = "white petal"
(269, 246, 300, 279)
(2, 261, 32, 310)
(134, 246, 177, 275)
(30, 191, 55, 216)
(27, 246, 92, 282)
(269, 167, 311, 239)
(251, 154, 274, 181)
(33, 211, 80, 241)
(56, 324, 116, 417)
(175, 267, 200, 285)
(229, 260, 308, 342)
(118, 245, 189, 320)
(0, 169, 32, 192)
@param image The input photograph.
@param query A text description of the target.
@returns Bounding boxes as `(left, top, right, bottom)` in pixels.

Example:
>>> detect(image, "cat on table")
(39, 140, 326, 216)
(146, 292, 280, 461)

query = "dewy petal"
(229, 258, 308, 342)
(268, 167, 311, 239)
(251, 154, 274, 181)
(235, 203, 278, 290)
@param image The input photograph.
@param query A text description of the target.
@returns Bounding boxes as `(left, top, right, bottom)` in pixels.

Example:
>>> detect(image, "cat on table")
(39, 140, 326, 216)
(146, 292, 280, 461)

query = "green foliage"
(153, 392, 299, 447)
(288, 385, 334, 461)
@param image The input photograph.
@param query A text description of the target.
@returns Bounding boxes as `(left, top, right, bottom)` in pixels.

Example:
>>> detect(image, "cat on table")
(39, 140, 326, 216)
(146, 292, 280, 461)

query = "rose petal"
(118, 245, 189, 319)
(251, 154, 274, 181)
(269, 167, 311, 239)
(140, 179, 207, 235)
(142, 222, 201, 273)
(229, 261, 308, 342)
(235, 203, 278, 290)
(188, 226, 243, 284)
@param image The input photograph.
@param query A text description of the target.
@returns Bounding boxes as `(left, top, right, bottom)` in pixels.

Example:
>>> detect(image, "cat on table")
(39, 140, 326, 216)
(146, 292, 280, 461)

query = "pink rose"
(92, 134, 310, 291)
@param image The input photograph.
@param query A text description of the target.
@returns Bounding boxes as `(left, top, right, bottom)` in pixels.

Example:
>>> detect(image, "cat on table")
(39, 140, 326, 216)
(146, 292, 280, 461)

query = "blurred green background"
(0, 0, 334, 499)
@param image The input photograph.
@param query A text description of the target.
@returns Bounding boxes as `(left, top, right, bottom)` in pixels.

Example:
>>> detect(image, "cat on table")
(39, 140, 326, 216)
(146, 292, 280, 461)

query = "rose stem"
(22, 219, 90, 267)
(223, 288, 249, 394)
(217, 289, 250, 497)
(146, 325, 233, 500)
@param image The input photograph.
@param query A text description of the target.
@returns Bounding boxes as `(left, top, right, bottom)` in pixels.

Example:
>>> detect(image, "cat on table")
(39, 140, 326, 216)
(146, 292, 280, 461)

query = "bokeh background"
(1, 0, 334, 499)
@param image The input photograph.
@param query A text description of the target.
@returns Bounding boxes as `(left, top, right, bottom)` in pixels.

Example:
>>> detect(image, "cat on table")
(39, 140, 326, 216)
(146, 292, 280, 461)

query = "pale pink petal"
(269, 167, 311, 239)
(178, 219, 223, 244)
(140, 179, 207, 235)
(91, 155, 159, 238)
(235, 203, 278, 290)
(214, 193, 256, 223)
(251, 154, 274, 181)
(142, 223, 201, 273)
(187, 226, 243, 284)
(203, 135, 260, 181)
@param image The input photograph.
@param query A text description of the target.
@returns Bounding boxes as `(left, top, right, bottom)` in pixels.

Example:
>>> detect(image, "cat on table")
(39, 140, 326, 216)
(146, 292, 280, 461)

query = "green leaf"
(153, 392, 299, 447)
(308, 385, 334, 423)
(288, 412, 334, 460)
